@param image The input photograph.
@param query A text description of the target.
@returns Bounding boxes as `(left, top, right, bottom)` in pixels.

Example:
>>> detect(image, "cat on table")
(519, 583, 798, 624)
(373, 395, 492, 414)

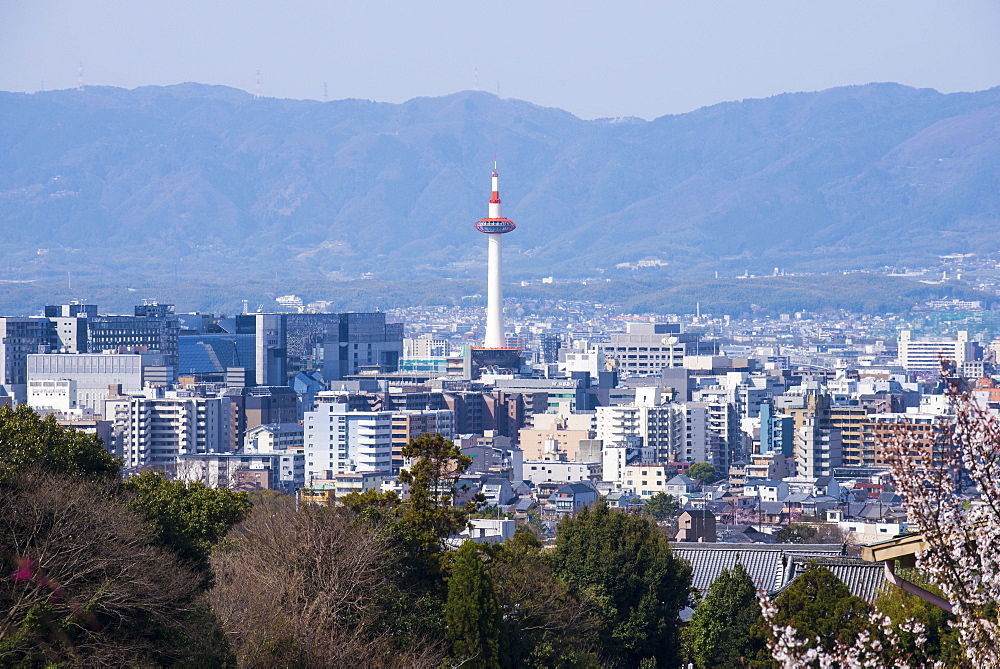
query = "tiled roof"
(672, 543, 844, 593)
(775, 555, 888, 603)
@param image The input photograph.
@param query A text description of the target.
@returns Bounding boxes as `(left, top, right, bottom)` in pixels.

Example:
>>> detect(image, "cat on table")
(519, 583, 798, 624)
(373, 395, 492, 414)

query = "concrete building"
(596, 388, 717, 465)
(234, 314, 287, 386)
(87, 304, 180, 369)
(601, 322, 708, 377)
(785, 394, 843, 478)
(224, 385, 298, 449)
(27, 351, 166, 413)
(109, 391, 230, 468)
(523, 460, 600, 486)
(319, 312, 404, 381)
(518, 410, 596, 461)
(244, 422, 304, 453)
(0, 317, 53, 402)
(304, 403, 393, 483)
(621, 463, 675, 498)
(897, 329, 976, 373)
(676, 510, 717, 542)
(176, 451, 304, 494)
(391, 409, 455, 473)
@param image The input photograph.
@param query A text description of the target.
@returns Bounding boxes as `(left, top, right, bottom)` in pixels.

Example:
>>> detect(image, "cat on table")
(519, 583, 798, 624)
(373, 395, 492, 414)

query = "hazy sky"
(2, 1, 998, 120)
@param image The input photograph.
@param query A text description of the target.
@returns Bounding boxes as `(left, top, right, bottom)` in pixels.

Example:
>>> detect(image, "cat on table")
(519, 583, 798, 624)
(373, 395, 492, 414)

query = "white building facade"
(304, 403, 393, 483)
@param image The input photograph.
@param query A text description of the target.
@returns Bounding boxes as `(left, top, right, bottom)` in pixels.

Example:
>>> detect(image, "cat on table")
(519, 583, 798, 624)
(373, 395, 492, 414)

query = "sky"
(2, 1, 999, 120)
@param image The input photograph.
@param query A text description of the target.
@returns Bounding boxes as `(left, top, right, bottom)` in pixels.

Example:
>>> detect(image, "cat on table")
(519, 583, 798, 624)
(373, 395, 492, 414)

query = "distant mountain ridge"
(0, 82, 998, 295)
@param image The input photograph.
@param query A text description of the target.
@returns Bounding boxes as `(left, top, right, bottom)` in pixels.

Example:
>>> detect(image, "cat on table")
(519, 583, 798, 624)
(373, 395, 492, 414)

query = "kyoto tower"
(475, 161, 517, 349)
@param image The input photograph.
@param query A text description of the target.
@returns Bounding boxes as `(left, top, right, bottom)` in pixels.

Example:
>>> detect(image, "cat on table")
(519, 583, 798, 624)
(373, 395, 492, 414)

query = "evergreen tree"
(752, 562, 871, 663)
(124, 471, 251, 580)
(0, 403, 120, 483)
(550, 502, 693, 668)
(487, 529, 600, 668)
(689, 562, 763, 668)
(445, 540, 502, 668)
(398, 433, 480, 582)
(686, 462, 717, 485)
(643, 491, 681, 521)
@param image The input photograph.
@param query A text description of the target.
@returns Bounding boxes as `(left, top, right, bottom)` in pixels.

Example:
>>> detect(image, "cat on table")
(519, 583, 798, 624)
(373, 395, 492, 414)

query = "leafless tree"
(0, 471, 203, 666)
(208, 494, 443, 667)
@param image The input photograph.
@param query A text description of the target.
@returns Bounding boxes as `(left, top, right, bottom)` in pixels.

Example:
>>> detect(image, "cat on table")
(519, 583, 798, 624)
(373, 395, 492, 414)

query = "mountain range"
(0, 82, 998, 313)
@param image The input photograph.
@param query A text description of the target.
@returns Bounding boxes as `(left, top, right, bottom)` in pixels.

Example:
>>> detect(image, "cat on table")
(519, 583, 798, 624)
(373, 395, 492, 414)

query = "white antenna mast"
(254, 70, 262, 100)
(77, 63, 83, 92)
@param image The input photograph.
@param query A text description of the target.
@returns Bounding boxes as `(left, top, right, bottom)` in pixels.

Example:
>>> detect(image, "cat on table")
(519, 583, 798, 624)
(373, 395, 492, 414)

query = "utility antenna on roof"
(254, 70, 262, 100)
(77, 63, 83, 92)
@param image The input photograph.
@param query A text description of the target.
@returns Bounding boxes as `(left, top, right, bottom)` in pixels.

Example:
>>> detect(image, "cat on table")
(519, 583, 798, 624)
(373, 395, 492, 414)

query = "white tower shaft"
(485, 234, 504, 348)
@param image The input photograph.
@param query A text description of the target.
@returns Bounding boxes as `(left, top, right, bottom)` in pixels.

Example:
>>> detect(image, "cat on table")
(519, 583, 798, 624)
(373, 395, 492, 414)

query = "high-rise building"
(235, 314, 287, 386)
(0, 317, 54, 402)
(109, 391, 229, 468)
(303, 403, 393, 483)
(390, 409, 455, 473)
(87, 304, 180, 368)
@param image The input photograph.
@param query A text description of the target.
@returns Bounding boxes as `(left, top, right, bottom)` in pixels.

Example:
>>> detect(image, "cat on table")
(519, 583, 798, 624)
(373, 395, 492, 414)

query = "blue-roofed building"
(178, 334, 242, 382)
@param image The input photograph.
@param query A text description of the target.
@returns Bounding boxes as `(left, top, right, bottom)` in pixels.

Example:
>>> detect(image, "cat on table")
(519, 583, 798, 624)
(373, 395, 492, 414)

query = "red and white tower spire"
(475, 160, 517, 349)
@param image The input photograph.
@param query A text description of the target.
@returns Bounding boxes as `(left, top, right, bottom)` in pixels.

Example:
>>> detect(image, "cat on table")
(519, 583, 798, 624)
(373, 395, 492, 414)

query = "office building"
(897, 330, 977, 373)
(27, 351, 168, 413)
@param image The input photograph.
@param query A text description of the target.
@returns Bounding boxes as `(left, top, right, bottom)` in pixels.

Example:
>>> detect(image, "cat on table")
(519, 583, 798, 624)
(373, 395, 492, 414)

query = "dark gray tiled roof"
(672, 543, 844, 593)
(775, 556, 888, 603)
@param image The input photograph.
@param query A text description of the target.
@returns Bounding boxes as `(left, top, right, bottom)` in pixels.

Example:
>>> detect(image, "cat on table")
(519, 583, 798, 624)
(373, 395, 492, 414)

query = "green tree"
(124, 471, 251, 579)
(445, 541, 502, 668)
(753, 563, 871, 663)
(690, 562, 763, 669)
(686, 462, 717, 485)
(774, 523, 819, 544)
(0, 403, 120, 483)
(873, 568, 968, 667)
(551, 502, 693, 668)
(398, 433, 480, 580)
(643, 491, 681, 521)
(486, 530, 599, 668)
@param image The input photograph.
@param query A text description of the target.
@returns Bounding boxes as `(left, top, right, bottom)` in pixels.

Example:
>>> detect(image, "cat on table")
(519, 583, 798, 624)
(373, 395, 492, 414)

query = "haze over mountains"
(0, 82, 998, 312)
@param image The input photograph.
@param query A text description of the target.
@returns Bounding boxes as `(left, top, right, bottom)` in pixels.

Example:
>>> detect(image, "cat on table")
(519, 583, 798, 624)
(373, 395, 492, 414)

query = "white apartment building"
(110, 391, 229, 468)
(304, 403, 393, 484)
(523, 460, 600, 486)
(176, 451, 305, 494)
(621, 463, 674, 499)
(244, 422, 304, 452)
(601, 322, 704, 377)
(596, 388, 714, 465)
(897, 329, 976, 372)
